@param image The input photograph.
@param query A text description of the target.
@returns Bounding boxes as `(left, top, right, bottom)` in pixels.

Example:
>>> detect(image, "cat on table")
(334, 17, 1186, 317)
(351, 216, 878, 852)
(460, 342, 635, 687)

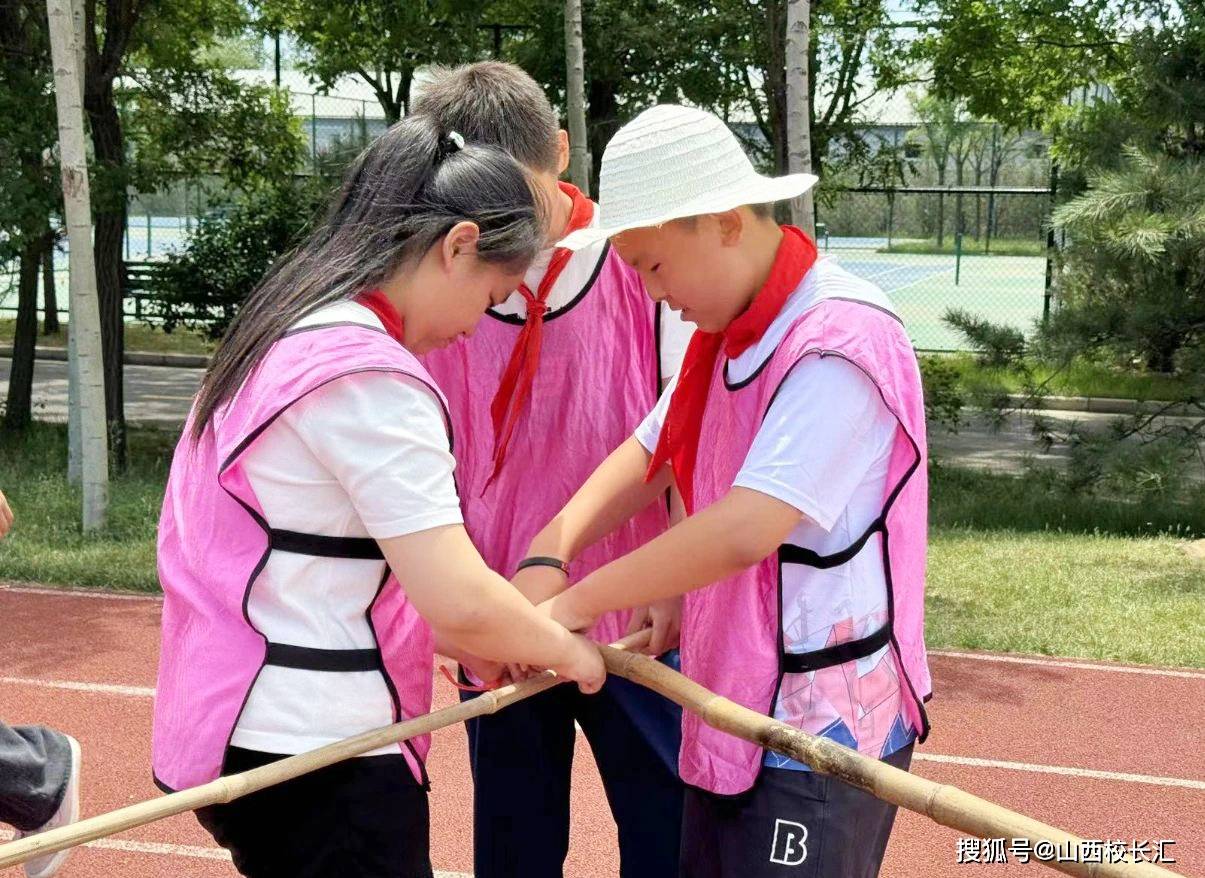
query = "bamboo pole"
(600, 645, 1183, 878)
(0, 631, 650, 870)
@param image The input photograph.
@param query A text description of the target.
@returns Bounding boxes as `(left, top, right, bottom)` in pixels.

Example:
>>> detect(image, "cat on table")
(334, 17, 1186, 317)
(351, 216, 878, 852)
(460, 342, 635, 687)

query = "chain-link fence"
(1, 86, 382, 324)
(3, 90, 1057, 354)
(815, 186, 1054, 350)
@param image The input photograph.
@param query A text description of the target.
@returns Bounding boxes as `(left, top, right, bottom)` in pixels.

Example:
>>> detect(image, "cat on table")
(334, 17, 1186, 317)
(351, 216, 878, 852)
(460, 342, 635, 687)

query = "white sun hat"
(559, 104, 818, 251)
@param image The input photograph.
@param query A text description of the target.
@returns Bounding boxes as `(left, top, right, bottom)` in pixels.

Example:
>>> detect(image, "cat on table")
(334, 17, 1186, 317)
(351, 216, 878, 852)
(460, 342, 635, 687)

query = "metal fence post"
(311, 93, 318, 173)
(886, 190, 895, 250)
(145, 213, 151, 259)
(955, 231, 963, 286)
(1043, 163, 1059, 325)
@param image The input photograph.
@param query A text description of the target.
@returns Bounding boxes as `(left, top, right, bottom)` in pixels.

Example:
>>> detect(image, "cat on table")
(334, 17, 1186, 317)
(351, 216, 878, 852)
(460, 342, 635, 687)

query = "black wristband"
(516, 556, 570, 575)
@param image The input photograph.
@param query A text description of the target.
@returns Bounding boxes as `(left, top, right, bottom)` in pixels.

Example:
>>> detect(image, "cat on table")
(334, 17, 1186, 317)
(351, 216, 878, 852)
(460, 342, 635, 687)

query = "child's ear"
(717, 209, 744, 246)
(556, 130, 570, 176)
(441, 221, 481, 270)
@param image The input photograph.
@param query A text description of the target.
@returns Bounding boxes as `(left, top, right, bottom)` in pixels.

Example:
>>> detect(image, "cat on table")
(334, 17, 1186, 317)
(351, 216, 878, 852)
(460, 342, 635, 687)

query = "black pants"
(0, 722, 72, 832)
(680, 744, 914, 878)
(195, 747, 433, 878)
(464, 656, 685, 878)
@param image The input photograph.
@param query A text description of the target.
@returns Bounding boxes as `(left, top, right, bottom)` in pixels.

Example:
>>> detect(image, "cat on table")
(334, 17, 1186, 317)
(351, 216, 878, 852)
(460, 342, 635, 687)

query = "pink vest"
(682, 291, 932, 795)
(422, 246, 668, 644)
(153, 323, 441, 791)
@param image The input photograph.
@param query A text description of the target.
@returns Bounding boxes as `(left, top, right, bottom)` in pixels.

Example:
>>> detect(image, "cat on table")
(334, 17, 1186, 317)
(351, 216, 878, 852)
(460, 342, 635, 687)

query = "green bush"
(943, 307, 1027, 368)
(1047, 148, 1205, 376)
(145, 177, 330, 340)
(918, 356, 965, 432)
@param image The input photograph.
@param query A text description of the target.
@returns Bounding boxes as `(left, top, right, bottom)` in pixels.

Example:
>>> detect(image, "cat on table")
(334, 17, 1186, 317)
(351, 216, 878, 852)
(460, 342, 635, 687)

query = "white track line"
(4, 675, 1202, 792)
(914, 753, 1205, 791)
(929, 650, 1205, 681)
(0, 584, 161, 601)
(0, 829, 472, 876)
(0, 676, 155, 698)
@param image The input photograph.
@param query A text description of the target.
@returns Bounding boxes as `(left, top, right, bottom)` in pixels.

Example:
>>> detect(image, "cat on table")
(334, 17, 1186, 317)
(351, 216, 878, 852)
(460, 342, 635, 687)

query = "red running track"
(1, 583, 1202, 877)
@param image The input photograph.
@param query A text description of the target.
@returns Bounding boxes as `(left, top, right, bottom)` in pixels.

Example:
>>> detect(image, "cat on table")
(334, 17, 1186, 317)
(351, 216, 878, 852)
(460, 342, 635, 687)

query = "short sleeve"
(733, 356, 897, 532)
(658, 304, 695, 382)
(284, 371, 464, 540)
(635, 372, 677, 453)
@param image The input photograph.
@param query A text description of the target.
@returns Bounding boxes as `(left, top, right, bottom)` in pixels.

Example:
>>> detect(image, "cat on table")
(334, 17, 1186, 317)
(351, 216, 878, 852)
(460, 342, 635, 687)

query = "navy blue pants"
(463, 653, 684, 878)
(680, 744, 914, 878)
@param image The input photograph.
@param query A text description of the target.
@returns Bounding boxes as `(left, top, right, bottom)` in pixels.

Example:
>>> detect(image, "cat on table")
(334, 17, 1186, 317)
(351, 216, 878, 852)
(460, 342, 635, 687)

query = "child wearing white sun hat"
(523, 104, 933, 877)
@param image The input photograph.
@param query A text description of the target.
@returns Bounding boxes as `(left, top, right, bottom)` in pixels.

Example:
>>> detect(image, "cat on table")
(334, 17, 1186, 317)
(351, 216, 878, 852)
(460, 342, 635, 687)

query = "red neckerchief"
(355, 289, 406, 344)
(487, 182, 595, 482)
(644, 225, 817, 512)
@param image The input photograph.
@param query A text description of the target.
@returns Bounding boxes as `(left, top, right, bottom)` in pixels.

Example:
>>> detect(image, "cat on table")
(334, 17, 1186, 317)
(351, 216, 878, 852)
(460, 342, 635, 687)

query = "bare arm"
(378, 524, 604, 691)
(511, 437, 672, 606)
(543, 487, 803, 632)
(0, 490, 11, 538)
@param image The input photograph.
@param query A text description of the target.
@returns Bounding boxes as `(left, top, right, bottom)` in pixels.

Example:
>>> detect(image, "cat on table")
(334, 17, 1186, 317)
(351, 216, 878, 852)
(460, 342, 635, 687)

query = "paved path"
(4, 358, 1201, 477)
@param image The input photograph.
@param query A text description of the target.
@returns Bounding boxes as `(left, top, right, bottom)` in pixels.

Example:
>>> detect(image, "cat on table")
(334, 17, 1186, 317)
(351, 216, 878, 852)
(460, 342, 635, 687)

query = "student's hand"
(0, 490, 11, 538)
(538, 591, 597, 635)
(511, 565, 570, 606)
(625, 596, 682, 656)
(460, 654, 506, 688)
(549, 633, 605, 695)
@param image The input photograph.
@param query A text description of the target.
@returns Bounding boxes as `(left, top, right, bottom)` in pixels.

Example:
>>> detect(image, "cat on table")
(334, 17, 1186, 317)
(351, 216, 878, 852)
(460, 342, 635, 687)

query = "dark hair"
(413, 61, 561, 172)
(190, 114, 545, 440)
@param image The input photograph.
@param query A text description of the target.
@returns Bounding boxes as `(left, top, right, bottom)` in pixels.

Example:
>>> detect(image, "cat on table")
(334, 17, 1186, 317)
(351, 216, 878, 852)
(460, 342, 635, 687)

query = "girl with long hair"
(151, 115, 604, 878)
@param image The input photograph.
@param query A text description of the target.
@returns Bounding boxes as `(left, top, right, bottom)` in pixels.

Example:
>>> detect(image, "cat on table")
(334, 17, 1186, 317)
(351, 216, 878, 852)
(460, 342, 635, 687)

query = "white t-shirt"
(231, 301, 462, 756)
(634, 258, 900, 657)
(489, 205, 694, 380)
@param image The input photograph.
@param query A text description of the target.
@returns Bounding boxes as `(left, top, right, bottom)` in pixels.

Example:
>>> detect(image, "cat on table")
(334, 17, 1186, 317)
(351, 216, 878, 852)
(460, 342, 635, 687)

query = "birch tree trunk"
(564, 0, 590, 195)
(785, 0, 816, 235)
(47, 0, 108, 530)
(65, 0, 84, 483)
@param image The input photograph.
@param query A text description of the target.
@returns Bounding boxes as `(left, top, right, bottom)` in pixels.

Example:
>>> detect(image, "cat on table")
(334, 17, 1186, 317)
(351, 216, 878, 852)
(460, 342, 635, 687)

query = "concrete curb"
(1004, 394, 1198, 417)
(0, 345, 210, 369)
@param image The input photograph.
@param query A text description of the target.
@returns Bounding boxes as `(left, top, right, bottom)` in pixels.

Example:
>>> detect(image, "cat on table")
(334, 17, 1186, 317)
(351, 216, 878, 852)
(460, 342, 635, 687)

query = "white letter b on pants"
(770, 819, 808, 866)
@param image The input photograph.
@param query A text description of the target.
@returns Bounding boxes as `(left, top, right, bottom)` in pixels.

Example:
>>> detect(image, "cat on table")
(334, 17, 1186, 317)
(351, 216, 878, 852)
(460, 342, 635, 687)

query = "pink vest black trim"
(153, 322, 444, 792)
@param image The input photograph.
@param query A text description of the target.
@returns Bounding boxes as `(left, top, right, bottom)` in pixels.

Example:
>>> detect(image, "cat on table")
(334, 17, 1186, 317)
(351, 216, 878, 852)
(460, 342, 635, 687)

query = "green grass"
(0, 319, 215, 357)
(932, 352, 1198, 402)
(878, 237, 1046, 257)
(927, 529, 1203, 667)
(0, 427, 1201, 666)
(0, 422, 171, 591)
(931, 465, 1205, 537)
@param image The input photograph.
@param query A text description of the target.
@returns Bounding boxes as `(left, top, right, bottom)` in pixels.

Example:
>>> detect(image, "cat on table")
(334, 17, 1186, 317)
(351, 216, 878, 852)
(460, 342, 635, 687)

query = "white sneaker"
(16, 734, 81, 878)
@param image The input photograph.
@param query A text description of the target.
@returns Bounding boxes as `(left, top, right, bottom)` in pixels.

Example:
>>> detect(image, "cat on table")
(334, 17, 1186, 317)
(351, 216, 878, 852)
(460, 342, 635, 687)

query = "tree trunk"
(784, 0, 814, 235)
(42, 229, 60, 334)
(586, 77, 620, 197)
(83, 77, 127, 468)
(3, 238, 41, 432)
(563, 0, 590, 195)
(764, 0, 788, 175)
(398, 67, 412, 120)
(47, 0, 109, 530)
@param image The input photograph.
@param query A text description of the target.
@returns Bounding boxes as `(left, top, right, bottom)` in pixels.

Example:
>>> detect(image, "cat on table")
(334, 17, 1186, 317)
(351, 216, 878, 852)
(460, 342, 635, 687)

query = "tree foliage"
(148, 176, 328, 340)
(257, 0, 493, 122)
(1048, 147, 1205, 374)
